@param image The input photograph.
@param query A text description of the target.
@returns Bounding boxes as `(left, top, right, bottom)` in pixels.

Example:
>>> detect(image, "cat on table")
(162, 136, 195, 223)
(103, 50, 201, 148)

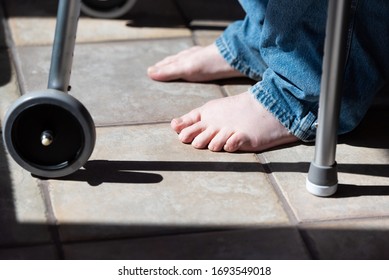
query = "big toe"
(171, 109, 201, 134)
(147, 64, 182, 82)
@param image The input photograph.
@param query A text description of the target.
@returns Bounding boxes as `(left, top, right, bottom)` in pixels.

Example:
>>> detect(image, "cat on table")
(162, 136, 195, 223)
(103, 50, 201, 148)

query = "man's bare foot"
(147, 44, 244, 82)
(171, 92, 299, 152)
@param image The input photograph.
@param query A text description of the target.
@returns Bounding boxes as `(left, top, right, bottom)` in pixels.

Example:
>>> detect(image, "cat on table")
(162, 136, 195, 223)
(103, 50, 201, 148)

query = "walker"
(2, 0, 135, 178)
(2, 0, 351, 197)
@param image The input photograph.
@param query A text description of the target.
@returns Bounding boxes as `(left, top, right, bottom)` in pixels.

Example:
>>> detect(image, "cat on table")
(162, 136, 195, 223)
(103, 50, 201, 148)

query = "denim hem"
(249, 82, 318, 142)
(215, 36, 262, 81)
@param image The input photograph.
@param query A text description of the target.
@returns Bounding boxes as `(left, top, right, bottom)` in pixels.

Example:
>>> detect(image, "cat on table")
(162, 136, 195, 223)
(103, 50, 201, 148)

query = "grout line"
(37, 179, 65, 259)
(255, 153, 315, 259)
(255, 153, 300, 225)
(74, 35, 193, 46)
(13, 35, 194, 49)
(219, 85, 230, 98)
(94, 120, 171, 128)
(297, 215, 389, 225)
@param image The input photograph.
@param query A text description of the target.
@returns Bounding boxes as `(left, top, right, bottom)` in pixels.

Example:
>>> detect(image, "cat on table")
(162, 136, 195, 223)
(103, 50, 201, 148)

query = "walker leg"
(48, 0, 81, 92)
(306, 0, 351, 197)
(2, 0, 96, 178)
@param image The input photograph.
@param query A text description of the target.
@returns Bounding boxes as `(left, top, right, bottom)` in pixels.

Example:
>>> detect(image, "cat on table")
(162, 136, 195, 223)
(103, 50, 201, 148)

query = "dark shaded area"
(119, 0, 244, 29)
(0, 2, 11, 87)
(339, 105, 389, 150)
(2, 221, 389, 259)
(300, 227, 389, 260)
(2, 0, 245, 30)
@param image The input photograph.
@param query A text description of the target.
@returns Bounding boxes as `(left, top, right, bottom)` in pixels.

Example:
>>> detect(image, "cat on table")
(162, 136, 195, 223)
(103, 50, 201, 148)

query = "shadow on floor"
(2, 221, 389, 260)
(2, 0, 245, 29)
(57, 159, 265, 186)
(126, 0, 245, 29)
(0, 3, 11, 87)
(34, 158, 387, 199)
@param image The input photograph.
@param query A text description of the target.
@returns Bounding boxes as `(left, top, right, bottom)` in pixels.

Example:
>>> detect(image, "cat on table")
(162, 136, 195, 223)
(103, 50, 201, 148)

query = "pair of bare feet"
(147, 43, 298, 152)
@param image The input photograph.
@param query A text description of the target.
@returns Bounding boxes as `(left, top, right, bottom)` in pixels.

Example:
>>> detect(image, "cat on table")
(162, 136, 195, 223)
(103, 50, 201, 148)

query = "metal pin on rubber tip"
(41, 131, 54, 146)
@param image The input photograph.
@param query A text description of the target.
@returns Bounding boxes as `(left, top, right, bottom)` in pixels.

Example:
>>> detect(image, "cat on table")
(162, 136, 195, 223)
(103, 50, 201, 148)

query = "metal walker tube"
(306, 0, 351, 197)
(48, 0, 81, 93)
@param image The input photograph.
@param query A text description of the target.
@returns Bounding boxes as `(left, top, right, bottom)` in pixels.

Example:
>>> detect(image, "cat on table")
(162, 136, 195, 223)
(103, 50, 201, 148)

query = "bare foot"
(147, 44, 244, 82)
(171, 92, 299, 152)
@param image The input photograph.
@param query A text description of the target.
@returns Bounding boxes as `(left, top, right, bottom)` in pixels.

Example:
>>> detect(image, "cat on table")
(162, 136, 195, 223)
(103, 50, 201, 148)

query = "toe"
(224, 132, 250, 152)
(147, 63, 183, 81)
(208, 129, 233, 152)
(148, 47, 203, 81)
(171, 109, 201, 134)
(178, 122, 206, 144)
(153, 55, 177, 67)
(192, 128, 217, 149)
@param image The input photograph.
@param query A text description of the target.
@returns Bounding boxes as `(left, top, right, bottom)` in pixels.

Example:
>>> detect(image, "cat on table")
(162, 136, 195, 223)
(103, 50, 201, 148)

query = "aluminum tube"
(313, 0, 351, 167)
(48, 0, 81, 92)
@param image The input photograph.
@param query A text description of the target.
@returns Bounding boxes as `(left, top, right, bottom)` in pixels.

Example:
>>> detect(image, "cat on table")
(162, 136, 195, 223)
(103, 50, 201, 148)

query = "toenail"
(178, 134, 190, 143)
(192, 141, 201, 148)
(224, 143, 236, 152)
(147, 66, 158, 74)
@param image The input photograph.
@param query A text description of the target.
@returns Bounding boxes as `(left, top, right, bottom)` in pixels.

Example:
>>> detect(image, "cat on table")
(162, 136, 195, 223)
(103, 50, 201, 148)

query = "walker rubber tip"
(306, 177, 338, 197)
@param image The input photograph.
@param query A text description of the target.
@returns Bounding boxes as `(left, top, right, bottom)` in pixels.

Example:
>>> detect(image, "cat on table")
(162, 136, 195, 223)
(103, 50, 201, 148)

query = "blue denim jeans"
(215, 0, 389, 141)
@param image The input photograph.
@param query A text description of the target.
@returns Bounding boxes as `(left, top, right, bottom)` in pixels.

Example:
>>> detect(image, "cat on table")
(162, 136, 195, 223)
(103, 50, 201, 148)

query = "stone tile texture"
(16, 39, 224, 126)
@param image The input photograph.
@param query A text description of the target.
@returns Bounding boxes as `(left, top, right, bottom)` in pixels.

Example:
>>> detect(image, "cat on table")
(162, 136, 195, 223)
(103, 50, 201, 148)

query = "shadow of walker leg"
(306, 0, 352, 197)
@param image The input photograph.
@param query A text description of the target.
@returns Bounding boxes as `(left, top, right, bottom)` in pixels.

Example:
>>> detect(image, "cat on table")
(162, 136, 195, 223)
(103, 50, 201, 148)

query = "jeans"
(215, 0, 389, 141)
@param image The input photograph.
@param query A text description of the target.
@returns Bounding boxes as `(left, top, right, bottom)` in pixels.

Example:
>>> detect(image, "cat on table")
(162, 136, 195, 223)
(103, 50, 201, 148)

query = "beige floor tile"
(222, 82, 256, 96)
(16, 39, 224, 126)
(7, 18, 57, 46)
(5, 0, 189, 46)
(8, 17, 190, 46)
(46, 124, 290, 242)
(78, 18, 190, 43)
(191, 20, 227, 46)
(63, 228, 310, 259)
(193, 30, 222, 46)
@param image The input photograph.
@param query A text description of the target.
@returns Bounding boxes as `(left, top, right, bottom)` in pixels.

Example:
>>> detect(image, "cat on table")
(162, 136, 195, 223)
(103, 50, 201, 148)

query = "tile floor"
(1, 0, 389, 260)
